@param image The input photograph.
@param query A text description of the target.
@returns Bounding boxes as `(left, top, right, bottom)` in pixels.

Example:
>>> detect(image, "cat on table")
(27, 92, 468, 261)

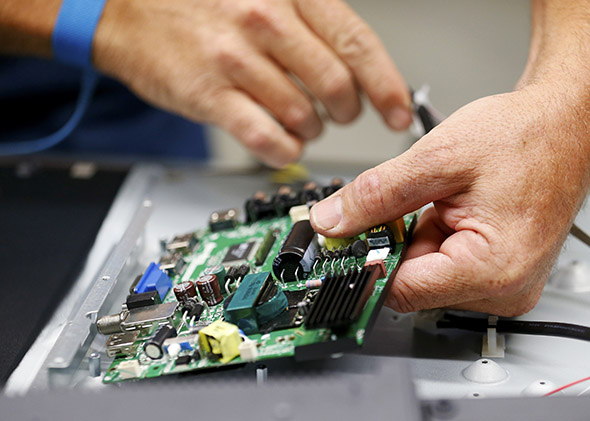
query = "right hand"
(92, 0, 412, 167)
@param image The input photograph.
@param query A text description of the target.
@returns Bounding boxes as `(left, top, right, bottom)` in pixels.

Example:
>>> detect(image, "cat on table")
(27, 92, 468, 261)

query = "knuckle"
(335, 21, 375, 64)
(242, 128, 273, 152)
(320, 68, 354, 103)
(351, 169, 387, 218)
(214, 45, 247, 72)
(238, 3, 284, 36)
(282, 105, 313, 132)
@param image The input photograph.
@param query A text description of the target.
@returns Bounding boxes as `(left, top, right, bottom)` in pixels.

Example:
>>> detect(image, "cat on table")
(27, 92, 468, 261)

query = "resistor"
(305, 279, 323, 288)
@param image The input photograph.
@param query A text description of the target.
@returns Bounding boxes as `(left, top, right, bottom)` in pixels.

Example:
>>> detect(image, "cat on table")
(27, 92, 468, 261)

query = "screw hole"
(473, 393, 480, 397)
(481, 360, 488, 364)
(540, 381, 546, 385)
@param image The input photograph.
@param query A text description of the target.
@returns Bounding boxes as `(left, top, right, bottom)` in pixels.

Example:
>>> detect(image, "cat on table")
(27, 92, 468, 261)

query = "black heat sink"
(305, 265, 381, 330)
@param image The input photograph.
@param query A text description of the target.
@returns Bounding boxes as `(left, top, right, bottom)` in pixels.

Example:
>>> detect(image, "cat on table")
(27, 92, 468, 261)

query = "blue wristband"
(52, 0, 108, 68)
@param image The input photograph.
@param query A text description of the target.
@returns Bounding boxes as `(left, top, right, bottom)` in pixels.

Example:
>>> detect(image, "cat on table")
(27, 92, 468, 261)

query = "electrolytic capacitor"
(203, 265, 227, 294)
(272, 220, 317, 282)
(173, 281, 198, 303)
(144, 324, 177, 360)
(196, 274, 223, 306)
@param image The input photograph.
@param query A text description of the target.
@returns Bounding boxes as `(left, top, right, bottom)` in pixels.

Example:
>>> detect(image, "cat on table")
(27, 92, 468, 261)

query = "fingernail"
(311, 195, 342, 231)
(387, 106, 412, 131)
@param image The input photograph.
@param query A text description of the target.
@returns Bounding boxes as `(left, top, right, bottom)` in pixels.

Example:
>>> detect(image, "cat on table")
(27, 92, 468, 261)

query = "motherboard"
(97, 179, 416, 383)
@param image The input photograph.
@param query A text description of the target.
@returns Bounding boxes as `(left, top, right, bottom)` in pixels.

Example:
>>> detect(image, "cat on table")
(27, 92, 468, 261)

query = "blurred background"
(212, 0, 531, 170)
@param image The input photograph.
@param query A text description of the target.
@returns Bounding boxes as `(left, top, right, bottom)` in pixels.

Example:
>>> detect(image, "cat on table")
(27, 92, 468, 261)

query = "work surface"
(4, 162, 590, 416)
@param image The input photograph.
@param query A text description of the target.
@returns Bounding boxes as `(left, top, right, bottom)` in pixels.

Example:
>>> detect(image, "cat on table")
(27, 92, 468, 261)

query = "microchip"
(222, 241, 255, 264)
(175, 355, 192, 366)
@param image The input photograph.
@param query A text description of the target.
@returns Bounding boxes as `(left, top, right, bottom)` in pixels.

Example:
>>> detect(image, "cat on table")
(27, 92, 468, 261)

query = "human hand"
(92, 0, 411, 167)
(310, 86, 590, 316)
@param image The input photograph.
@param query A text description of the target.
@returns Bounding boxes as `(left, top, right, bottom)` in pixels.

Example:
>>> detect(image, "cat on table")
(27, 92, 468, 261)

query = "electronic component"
(159, 253, 186, 276)
(288, 204, 310, 223)
(305, 279, 323, 289)
(273, 185, 302, 216)
(238, 340, 259, 362)
(175, 355, 192, 366)
(198, 320, 241, 363)
(305, 265, 383, 330)
(166, 232, 198, 254)
(133, 262, 172, 301)
(364, 259, 386, 279)
(209, 208, 239, 232)
(301, 181, 321, 203)
(125, 291, 161, 310)
(366, 247, 390, 263)
(255, 229, 278, 266)
(203, 265, 227, 293)
(222, 241, 255, 265)
(351, 239, 368, 258)
(322, 177, 344, 197)
(119, 302, 178, 332)
(366, 224, 396, 250)
(97, 311, 128, 335)
(164, 334, 197, 353)
(173, 281, 198, 303)
(390, 217, 407, 243)
(366, 219, 406, 250)
(106, 331, 140, 358)
(144, 324, 177, 360)
(196, 274, 223, 306)
(324, 236, 355, 251)
(182, 299, 205, 319)
(245, 191, 276, 222)
(223, 272, 288, 334)
(272, 220, 318, 282)
(116, 359, 142, 380)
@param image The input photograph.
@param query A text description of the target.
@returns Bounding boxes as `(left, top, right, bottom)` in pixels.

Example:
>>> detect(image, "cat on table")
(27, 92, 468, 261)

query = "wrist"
(0, 0, 61, 57)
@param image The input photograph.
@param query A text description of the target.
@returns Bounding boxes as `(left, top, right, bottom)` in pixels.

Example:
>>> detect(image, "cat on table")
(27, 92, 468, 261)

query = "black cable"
(436, 313, 590, 343)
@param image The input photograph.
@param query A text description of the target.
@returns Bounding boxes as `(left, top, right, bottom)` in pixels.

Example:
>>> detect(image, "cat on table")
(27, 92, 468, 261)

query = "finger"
(404, 207, 454, 260)
(309, 139, 472, 237)
(224, 50, 323, 140)
(207, 88, 304, 168)
(240, 4, 361, 123)
(296, 0, 412, 130)
(385, 229, 496, 313)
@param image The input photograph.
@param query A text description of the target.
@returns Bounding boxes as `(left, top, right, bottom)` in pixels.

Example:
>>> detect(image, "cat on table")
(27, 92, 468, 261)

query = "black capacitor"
(273, 185, 303, 216)
(351, 239, 368, 258)
(272, 220, 316, 282)
(322, 178, 345, 197)
(182, 298, 205, 320)
(144, 324, 177, 360)
(301, 181, 321, 203)
(245, 191, 276, 222)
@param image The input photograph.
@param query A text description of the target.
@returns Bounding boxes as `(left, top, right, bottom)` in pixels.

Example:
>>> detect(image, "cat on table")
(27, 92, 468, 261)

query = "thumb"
(309, 144, 471, 237)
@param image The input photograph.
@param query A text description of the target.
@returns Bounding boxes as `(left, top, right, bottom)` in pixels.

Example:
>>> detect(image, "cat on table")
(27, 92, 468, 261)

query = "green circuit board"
(101, 184, 415, 383)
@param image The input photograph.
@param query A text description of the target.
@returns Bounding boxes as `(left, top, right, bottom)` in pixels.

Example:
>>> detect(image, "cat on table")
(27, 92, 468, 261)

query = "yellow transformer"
(198, 320, 241, 363)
